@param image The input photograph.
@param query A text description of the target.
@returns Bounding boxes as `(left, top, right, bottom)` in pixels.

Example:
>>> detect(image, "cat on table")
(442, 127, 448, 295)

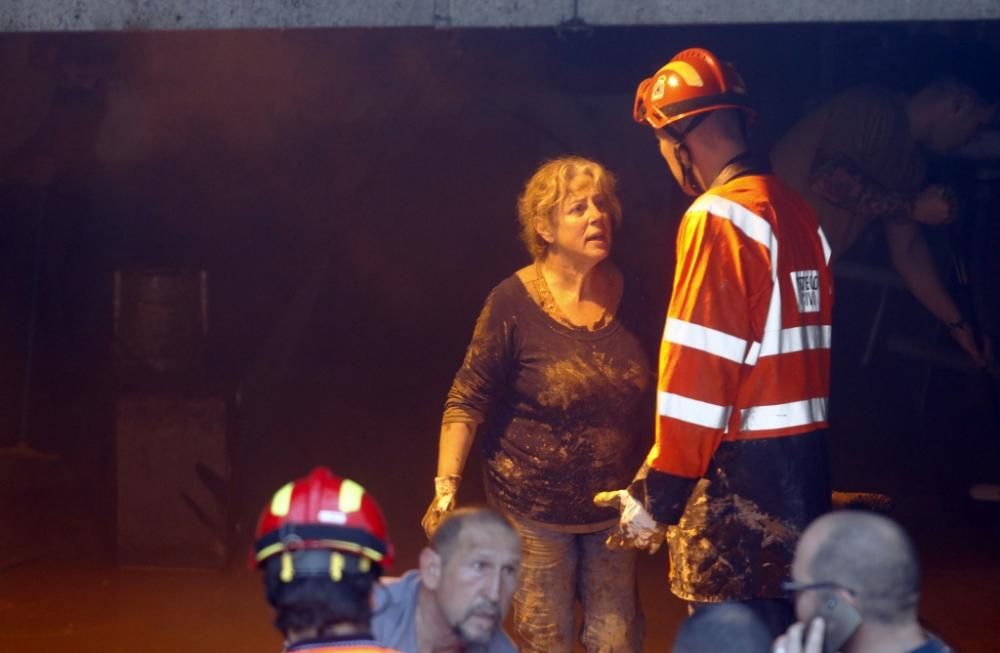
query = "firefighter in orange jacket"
(253, 467, 403, 653)
(595, 48, 834, 636)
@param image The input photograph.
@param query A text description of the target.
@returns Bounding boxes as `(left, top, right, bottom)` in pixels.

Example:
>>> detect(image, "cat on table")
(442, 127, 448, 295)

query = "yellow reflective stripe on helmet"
(330, 552, 344, 581)
(317, 538, 383, 562)
(255, 538, 384, 564)
(270, 482, 294, 517)
(664, 61, 704, 87)
(338, 479, 364, 513)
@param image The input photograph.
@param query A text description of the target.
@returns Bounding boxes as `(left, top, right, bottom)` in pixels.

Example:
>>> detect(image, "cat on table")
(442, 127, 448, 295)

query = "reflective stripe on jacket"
(648, 175, 833, 492)
(644, 173, 834, 601)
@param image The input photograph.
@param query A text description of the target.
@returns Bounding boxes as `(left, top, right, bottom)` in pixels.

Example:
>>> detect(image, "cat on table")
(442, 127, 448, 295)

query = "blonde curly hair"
(516, 156, 623, 260)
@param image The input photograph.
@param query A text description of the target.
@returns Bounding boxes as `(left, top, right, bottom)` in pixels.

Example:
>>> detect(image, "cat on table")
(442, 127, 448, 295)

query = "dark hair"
(263, 551, 379, 636)
(429, 506, 518, 562)
(904, 34, 1000, 103)
(807, 511, 920, 624)
(673, 603, 771, 653)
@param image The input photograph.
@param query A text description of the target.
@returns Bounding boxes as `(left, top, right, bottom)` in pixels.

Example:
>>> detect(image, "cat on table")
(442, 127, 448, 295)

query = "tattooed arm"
(811, 148, 982, 364)
(809, 148, 955, 224)
(809, 147, 913, 219)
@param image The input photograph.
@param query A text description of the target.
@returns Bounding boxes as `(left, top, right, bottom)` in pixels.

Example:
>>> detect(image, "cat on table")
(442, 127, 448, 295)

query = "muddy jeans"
(509, 517, 643, 653)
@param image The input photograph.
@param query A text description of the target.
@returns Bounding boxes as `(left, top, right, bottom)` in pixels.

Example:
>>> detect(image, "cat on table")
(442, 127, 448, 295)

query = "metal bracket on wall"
(433, 0, 451, 28)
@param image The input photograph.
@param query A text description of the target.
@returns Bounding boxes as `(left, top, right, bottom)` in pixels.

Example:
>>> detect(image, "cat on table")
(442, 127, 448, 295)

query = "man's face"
(926, 91, 996, 153)
(655, 130, 700, 196)
(433, 522, 522, 645)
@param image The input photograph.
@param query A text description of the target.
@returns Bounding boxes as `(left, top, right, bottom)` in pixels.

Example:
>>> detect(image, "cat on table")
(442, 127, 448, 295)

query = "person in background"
(771, 36, 999, 366)
(776, 510, 953, 653)
(673, 602, 772, 653)
(252, 466, 401, 653)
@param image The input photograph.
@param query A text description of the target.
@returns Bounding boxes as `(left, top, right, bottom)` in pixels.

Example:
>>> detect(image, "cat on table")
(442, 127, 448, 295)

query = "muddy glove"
(421, 474, 461, 538)
(593, 486, 667, 554)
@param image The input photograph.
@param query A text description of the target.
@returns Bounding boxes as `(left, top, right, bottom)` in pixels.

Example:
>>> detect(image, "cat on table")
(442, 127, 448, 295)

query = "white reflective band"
(664, 318, 748, 364)
(759, 325, 833, 357)
(760, 274, 783, 345)
(818, 226, 832, 265)
(659, 391, 732, 429)
(689, 195, 782, 366)
(690, 195, 776, 257)
(740, 397, 828, 432)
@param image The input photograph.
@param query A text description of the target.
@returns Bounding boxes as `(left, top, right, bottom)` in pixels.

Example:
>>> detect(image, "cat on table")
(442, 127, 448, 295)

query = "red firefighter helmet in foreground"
(253, 467, 394, 580)
(633, 47, 754, 130)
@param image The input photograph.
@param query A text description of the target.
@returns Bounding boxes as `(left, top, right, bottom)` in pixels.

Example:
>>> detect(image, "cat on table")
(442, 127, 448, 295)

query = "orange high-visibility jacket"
(644, 173, 833, 525)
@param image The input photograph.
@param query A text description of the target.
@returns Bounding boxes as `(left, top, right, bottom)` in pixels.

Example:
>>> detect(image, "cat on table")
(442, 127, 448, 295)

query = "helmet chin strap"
(674, 142, 704, 196)
(665, 113, 710, 196)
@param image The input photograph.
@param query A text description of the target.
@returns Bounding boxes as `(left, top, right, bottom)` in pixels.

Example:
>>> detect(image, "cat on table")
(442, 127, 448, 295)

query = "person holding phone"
(777, 510, 953, 653)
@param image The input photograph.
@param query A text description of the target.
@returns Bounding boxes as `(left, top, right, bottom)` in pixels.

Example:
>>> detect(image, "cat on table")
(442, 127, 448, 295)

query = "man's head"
(253, 467, 394, 639)
(419, 507, 522, 646)
(906, 36, 999, 153)
(673, 603, 772, 653)
(790, 511, 921, 629)
(633, 47, 754, 195)
(911, 78, 996, 153)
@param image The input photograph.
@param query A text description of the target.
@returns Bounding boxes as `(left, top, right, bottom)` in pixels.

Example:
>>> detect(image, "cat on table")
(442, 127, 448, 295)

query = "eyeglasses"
(782, 580, 857, 597)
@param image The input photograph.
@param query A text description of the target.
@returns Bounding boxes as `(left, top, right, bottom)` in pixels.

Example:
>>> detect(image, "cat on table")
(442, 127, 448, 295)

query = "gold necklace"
(532, 260, 610, 331)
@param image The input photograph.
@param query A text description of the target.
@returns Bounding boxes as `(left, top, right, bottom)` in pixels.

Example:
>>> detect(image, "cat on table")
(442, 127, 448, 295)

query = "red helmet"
(253, 467, 394, 574)
(633, 47, 754, 130)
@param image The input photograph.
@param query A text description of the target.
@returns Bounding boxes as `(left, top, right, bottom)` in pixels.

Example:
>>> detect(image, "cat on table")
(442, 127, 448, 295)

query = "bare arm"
(436, 420, 477, 477)
(884, 219, 985, 365)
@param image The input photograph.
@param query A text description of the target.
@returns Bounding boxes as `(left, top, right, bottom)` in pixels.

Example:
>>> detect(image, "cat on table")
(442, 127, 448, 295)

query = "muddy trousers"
(509, 517, 643, 653)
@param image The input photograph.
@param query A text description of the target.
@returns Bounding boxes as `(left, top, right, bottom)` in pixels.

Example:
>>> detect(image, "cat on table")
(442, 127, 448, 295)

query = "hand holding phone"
(813, 590, 862, 653)
(773, 617, 825, 653)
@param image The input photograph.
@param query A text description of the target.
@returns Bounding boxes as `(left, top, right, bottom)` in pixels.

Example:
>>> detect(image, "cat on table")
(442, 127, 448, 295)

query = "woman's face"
(540, 173, 613, 263)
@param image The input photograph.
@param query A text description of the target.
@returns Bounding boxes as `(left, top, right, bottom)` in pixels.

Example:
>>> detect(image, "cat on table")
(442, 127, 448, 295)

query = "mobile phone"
(812, 591, 862, 653)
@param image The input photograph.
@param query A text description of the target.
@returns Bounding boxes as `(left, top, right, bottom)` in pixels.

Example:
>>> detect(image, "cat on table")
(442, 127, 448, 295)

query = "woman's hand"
(421, 474, 461, 538)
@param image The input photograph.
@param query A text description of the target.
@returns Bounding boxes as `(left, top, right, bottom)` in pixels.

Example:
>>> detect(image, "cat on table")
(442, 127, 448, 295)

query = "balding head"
(673, 603, 771, 653)
(428, 506, 518, 562)
(795, 511, 920, 625)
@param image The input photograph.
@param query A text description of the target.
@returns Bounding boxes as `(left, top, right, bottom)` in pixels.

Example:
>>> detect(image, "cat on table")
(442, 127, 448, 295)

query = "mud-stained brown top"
(444, 274, 654, 526)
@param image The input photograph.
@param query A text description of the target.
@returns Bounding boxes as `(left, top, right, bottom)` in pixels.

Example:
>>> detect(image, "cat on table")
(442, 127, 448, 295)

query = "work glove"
(421, 474, 461, 538)
(593, 486, 667, 554)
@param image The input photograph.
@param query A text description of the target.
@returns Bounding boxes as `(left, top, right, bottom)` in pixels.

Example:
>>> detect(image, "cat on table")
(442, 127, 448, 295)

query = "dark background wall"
(0, 22, 998, 649)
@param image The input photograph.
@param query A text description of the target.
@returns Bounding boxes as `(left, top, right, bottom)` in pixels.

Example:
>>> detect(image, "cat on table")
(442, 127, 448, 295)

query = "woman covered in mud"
(422, 157, 653, 653)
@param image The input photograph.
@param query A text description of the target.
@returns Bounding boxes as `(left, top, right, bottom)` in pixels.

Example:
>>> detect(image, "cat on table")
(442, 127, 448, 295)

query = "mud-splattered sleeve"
(442, 286, 515, 425)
